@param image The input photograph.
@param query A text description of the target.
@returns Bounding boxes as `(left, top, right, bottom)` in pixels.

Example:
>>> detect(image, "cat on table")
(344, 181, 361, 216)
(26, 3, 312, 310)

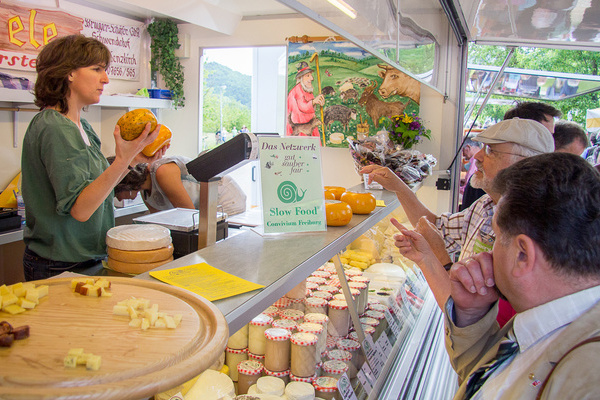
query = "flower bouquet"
(348, 114, 436, 188)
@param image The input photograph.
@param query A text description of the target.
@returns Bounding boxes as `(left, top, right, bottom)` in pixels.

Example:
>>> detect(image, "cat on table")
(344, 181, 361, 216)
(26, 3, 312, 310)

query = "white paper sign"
(357, 364, 374, 394)
(362, 335, 385, 376)
(376, 333, 392, 355)
(337, 373, 358, 400)
(385, 308, 401, 338)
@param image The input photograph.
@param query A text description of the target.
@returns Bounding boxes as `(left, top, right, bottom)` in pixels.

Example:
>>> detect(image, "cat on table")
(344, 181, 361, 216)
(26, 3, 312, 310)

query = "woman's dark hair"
(34, 35, 111, 113)
(106, 156, 149, 194)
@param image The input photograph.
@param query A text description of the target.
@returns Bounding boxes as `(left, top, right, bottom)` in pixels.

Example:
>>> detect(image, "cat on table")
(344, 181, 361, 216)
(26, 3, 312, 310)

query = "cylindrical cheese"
(297, 322, 325, 363)
(248, 314, 273, 355)
(264, 368, 290, 385)
(285, 381, 315, 400)
(313, 376, 339, 400)
(272, 318, 297, 333)
(279, 308, 304, 324)
(256, 376, 285, 396)
(107, 243, 174, 263)
(305, 297, 328, 315)
(337, 338, 361, 378)
(322, 359, 348, 380)
(106, 256, 173, 275)
(105, 224, 171, 250)
(290, 332, 318, 378)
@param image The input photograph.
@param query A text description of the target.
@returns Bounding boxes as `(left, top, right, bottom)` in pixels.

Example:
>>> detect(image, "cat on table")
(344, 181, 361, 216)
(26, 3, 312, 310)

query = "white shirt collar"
(513, 285, 600, 351)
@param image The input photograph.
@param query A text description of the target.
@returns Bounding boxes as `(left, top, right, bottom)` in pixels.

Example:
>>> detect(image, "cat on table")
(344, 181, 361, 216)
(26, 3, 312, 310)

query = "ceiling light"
(327, 0, 357, 19)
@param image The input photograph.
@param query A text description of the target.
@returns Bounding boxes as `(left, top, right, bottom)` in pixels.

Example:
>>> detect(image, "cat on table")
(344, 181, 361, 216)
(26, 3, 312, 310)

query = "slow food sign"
(259, 136, 326, 234)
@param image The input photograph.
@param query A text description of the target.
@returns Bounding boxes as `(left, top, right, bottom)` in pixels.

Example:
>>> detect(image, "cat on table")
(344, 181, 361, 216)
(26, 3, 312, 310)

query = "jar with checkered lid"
(237, 359, 263, 395)
(249, 313, 273, 355)
(264, 327, 291, 372)
(290, 332, 319, 378)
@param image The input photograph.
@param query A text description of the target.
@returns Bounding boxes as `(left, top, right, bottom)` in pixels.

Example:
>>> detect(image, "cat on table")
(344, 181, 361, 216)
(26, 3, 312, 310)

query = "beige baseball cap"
(474, 118, 555, 154)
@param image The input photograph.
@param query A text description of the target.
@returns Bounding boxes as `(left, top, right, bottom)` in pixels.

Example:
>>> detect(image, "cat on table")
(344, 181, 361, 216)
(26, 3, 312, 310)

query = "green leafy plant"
(147, 19, 185, 108)
(379, 113, 431, 149)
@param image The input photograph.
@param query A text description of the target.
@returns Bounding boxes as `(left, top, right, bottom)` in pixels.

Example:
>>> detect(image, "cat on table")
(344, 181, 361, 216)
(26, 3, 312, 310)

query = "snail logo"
(277, 181, 306, 203)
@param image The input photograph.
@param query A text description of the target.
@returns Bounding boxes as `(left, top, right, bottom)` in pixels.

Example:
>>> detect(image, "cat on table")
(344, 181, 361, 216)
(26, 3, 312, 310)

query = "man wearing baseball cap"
(361, 118, 554, 316)
(286, 61, 325, 137)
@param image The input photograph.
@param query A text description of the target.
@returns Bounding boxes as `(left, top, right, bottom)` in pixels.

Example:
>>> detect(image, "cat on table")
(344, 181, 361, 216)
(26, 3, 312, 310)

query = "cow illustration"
(377, 64, 421, 104)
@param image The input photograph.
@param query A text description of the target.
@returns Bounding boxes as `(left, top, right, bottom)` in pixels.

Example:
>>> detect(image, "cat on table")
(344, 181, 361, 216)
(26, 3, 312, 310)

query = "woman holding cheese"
(21, 35, 164, 281)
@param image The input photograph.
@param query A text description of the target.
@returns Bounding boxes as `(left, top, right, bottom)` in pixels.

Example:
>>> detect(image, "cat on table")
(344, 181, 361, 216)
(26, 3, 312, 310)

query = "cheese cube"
(18, 298, 36, 309)
(25, 289, 40, 304)
(173, 314, 182, 327)
(112, 305, 129, 316)
(2, 293, 19, 307)
(127, 305, 138, 319)
(100, 287, 112, 297)
(77, 353, 91, 365)
(129, 318, 142, 328)
(64, 355, 79, 368)
(0, 285, 9, 296)
(140, 318, 150, 331)
(68, 348, 85, 356)
(146, 309, 158, 326)
(3, 304, 26, 315)
(164, 315, 176, 329)
(154, 318, 167, 328)
(86, 355, 102, 371)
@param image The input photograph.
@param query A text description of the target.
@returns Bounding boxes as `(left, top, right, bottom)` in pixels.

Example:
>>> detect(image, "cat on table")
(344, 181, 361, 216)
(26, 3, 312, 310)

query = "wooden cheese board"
(0, 277, 228, 400)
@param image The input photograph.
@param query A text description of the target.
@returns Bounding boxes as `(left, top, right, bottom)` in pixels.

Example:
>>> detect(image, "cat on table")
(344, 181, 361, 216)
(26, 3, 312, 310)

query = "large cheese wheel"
(106, 224, 171, 251)
(107, 244, 174, 263)
(107, 256, 174, 275)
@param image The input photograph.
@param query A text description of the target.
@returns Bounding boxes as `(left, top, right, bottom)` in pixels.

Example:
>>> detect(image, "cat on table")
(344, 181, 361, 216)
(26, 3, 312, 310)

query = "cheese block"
(185, 369, 235, 400)
(108, 244, 174, 263)
(107, 256, 174, 275)
(106, 224, 171, 251)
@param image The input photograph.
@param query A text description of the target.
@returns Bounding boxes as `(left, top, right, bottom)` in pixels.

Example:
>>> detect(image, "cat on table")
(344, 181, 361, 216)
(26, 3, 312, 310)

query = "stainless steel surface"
(114, 203, 148, 218)
(137, 185, 399, 333)
(0, 228, 23, 245)
(198, 181, 219, 249)
(132, 207, 226, 232)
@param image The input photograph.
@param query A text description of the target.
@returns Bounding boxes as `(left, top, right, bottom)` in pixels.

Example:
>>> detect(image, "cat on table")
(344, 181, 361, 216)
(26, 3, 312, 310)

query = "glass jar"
(279, 308, 304, 324)
(313, 376, 339, 400)
(290, 332, 318, 378)
(272, 318, 297, 333)
(336, 338, 361, 378)
(318, 285, 339, 295)
(306, 276, 327, 286)
(322, 359, 348, 380)
(348, 281, 368, 315)
(248, 313, 273, 355)
(264, 327, 291, 372)
(297, 322, 325, 363)
(263, 305, 280, 319)
(286, 279, 307, 299)
(225, 347, 248, 381)
(227, 323, 249, 350)
(311, 290, 333, 302)
(327, 300, 350, 337)
(237, 359, 263, 395)
(248, 351, 265, 364)
(304, 297, 328, 315)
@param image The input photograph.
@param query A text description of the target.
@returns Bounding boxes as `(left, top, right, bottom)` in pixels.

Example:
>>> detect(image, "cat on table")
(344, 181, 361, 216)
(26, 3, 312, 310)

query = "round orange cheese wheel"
(325, 200, 353, 227)
(340, 191, 376, 214)
(107, 244, 174, 264)
(107, 256, 174, 275)
(324, 186, 346, 200)
(324, 190, 335, 200)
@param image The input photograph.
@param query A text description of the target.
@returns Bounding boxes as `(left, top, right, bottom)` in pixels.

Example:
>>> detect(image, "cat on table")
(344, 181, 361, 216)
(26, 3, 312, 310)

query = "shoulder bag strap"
(535, 336, 600, 400)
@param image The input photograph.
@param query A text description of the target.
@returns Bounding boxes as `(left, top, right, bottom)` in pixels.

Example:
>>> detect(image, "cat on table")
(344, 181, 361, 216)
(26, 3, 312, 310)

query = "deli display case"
(137, 185, 458, 399)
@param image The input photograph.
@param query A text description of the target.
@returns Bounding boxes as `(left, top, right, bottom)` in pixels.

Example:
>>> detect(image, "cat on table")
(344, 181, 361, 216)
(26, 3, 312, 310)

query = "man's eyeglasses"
(483, 144, 526, 158)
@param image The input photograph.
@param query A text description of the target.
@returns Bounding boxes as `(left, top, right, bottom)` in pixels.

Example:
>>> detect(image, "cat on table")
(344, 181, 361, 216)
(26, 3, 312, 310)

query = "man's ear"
(512, 234, 536, 278)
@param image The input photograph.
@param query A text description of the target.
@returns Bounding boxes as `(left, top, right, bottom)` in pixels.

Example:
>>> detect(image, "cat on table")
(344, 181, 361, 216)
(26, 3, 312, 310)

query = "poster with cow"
(286, 40, 421, 148)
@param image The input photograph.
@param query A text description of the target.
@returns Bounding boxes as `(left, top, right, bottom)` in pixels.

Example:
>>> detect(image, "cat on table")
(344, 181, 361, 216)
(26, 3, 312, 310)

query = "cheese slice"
(108, 244, 174, 263)
(106, 224, 172, 251)
(107, 256, 174, 275)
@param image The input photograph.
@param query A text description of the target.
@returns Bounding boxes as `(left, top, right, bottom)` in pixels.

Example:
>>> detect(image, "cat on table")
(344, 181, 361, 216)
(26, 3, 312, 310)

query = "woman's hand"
(113, 122, 161, 167)
(359, 165, 406, 193)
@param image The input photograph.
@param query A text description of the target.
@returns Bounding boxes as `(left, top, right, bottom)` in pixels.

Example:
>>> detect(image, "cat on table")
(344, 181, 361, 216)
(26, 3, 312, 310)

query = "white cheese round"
(256, 376, 285, 395)
(284, 381, 315, 400)
(106, 224, 171, 251)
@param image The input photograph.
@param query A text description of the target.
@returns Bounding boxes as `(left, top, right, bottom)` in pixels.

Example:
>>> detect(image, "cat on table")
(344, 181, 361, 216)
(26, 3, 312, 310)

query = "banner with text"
(0, 3, 142, 80)
(259, 136, 326, 234)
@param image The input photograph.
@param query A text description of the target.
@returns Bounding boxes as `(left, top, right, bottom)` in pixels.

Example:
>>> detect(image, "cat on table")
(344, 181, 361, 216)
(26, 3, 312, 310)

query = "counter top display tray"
(133, 208, 226, 232)
(0, 277, 228, 400)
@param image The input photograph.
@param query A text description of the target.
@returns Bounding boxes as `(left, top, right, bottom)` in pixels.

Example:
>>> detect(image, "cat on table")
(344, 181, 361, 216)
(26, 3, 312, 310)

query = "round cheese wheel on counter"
(106, 224, 172, 251)
(107, 255, 174, 275)
(107, 243, 174, 263)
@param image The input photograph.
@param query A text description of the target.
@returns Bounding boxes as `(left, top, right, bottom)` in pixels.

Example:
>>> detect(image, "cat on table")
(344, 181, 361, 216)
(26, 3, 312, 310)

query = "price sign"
(376, 333, 393, 355)
(363, 335, 385, 376)
(357, 363, 374, 394)
(337, 373, 358, 400)
(385, 308, 401, 338)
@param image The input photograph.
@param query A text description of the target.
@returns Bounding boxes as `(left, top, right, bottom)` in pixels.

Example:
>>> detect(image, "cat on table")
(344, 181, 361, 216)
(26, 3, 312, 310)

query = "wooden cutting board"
(0, 277, 228, 400)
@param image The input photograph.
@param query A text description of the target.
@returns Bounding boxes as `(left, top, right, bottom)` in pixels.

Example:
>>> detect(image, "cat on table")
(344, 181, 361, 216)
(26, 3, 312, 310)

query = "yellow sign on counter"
(150, 263, 264, 301)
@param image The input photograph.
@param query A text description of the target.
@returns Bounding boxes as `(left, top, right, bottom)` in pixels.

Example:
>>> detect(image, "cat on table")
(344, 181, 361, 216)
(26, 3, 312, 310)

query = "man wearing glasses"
(361, 118, 554, 325)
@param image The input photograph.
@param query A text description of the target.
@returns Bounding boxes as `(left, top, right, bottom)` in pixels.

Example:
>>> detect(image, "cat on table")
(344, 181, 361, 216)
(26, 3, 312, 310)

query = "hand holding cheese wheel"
(340, 191, 376, 214)
(325, 200, 353, 226)
(142, 125, 172, 156)
(117, 109, 158, 141)
(324, 186, 346, 200)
